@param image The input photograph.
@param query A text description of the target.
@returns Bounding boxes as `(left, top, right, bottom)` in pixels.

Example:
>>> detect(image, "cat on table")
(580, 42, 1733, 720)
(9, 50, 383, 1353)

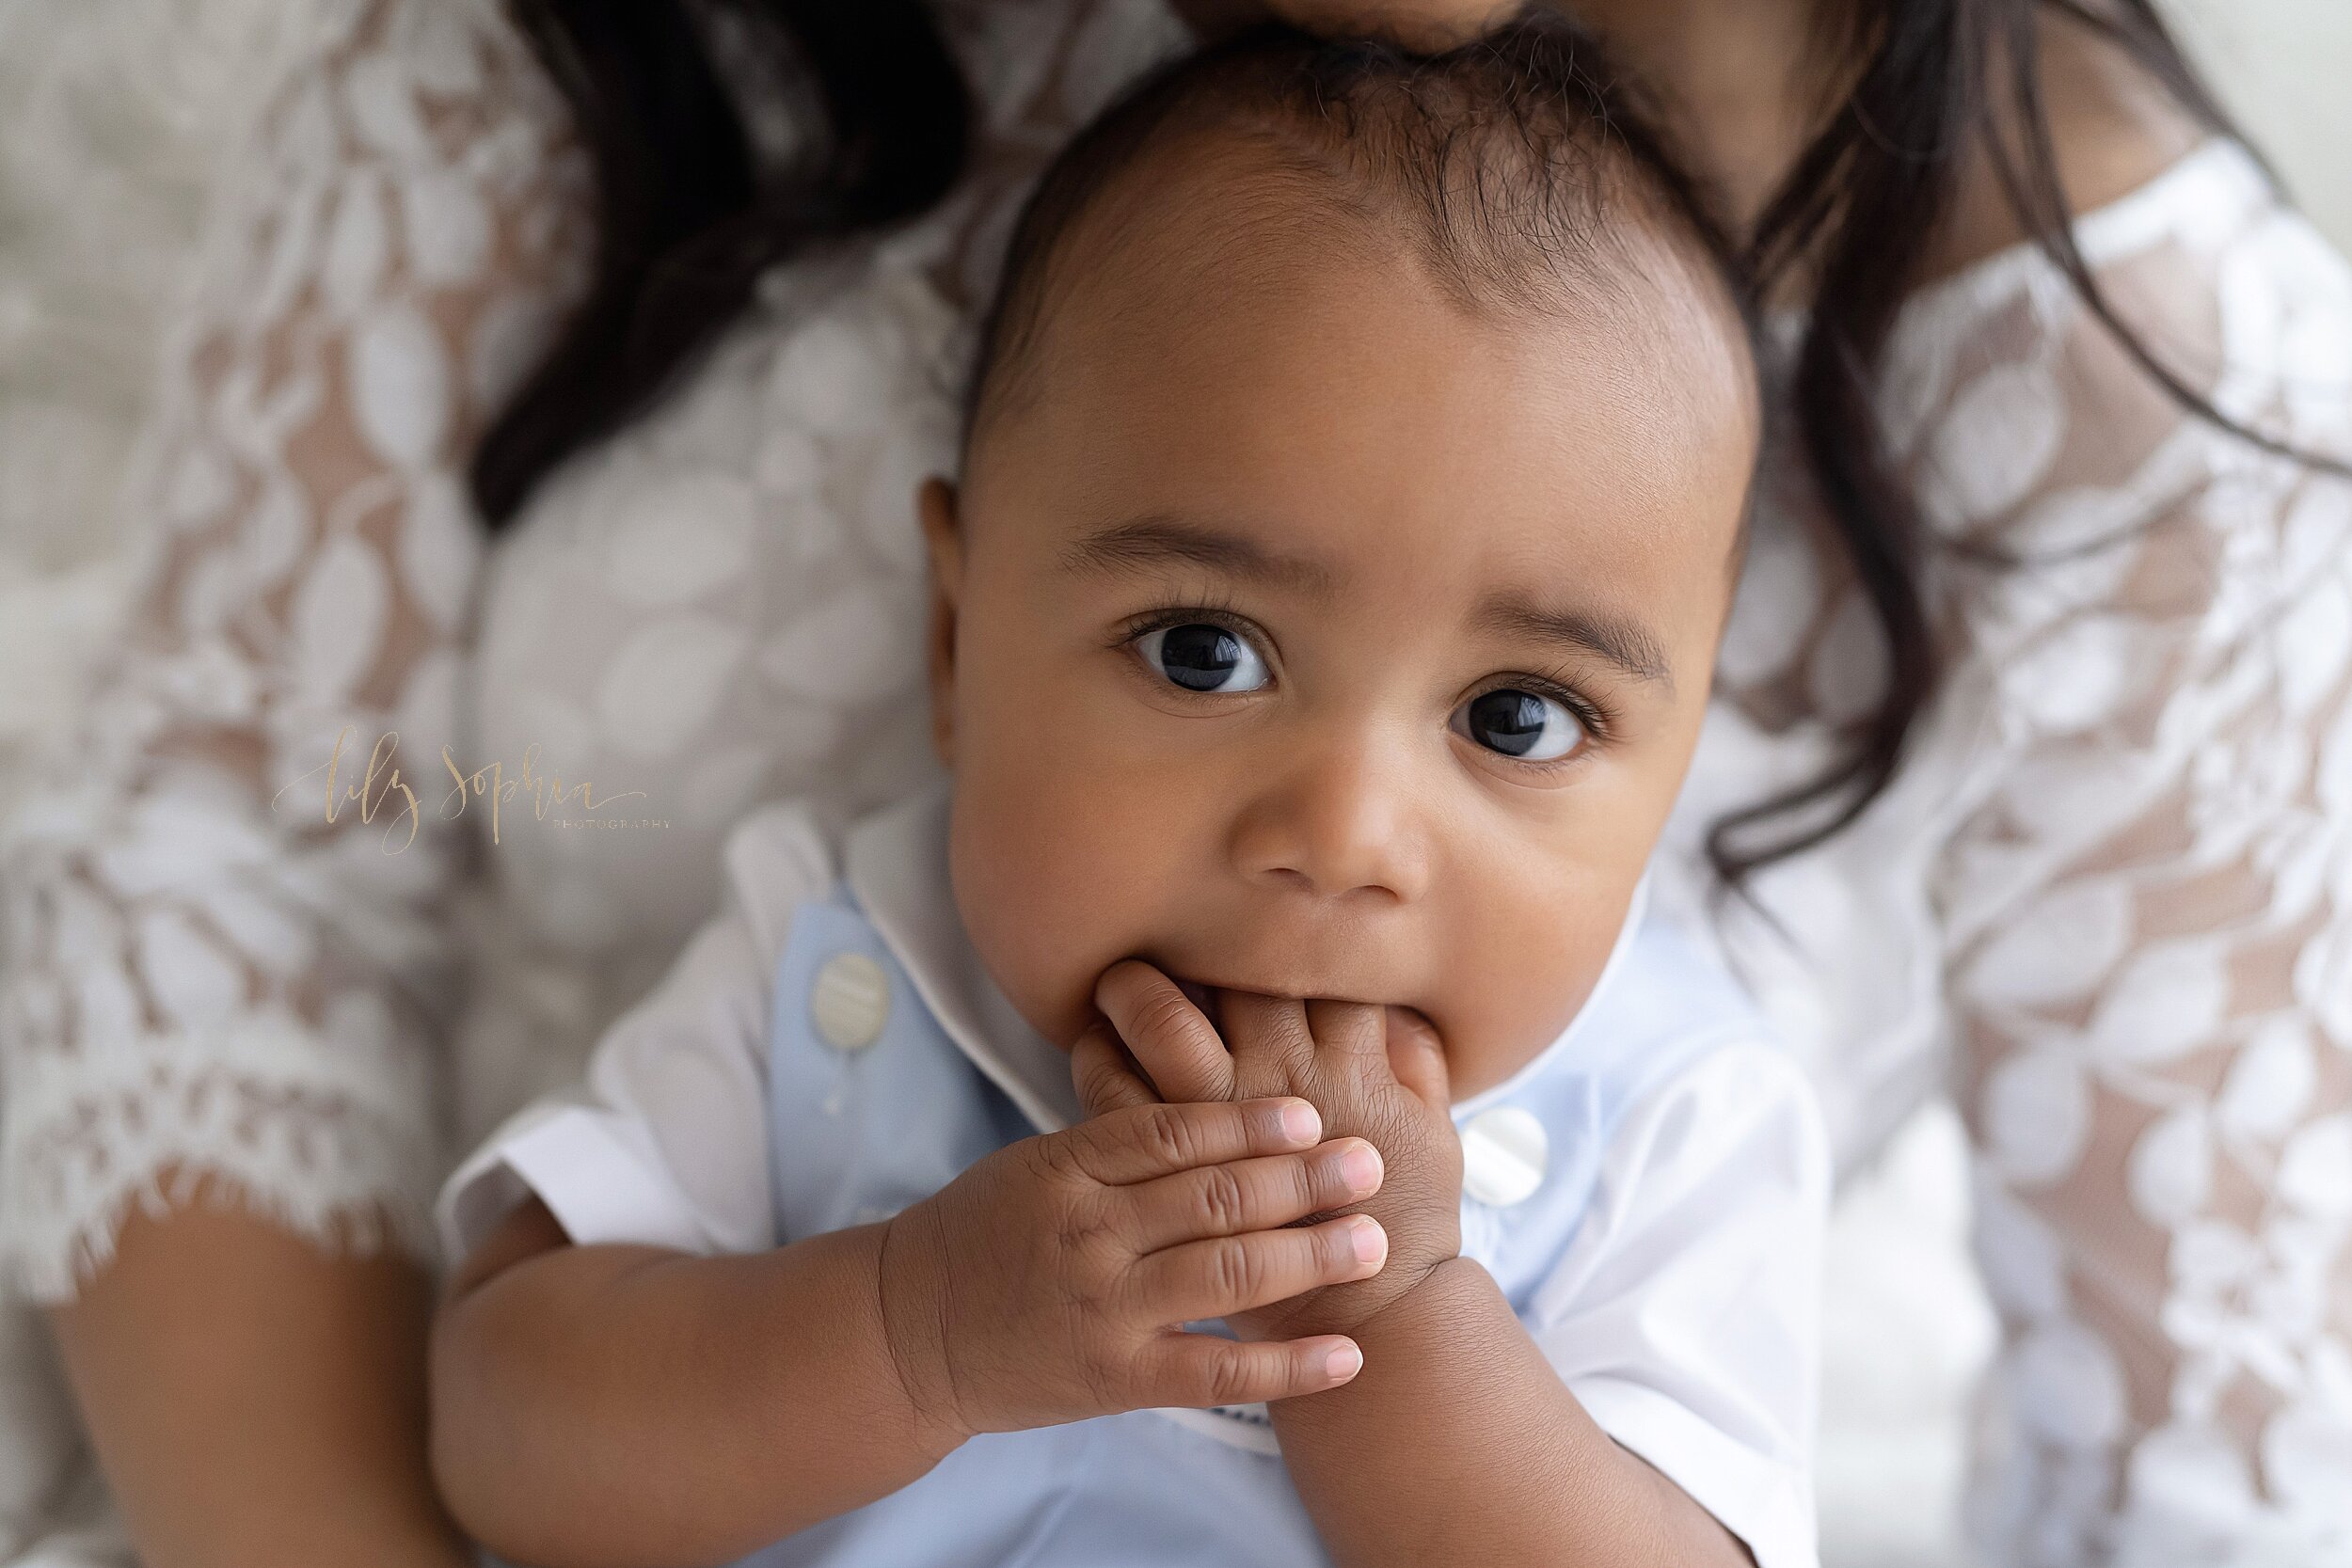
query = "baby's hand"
(874, 1097, 1385, 1443)
(1077, 965, 1464, 1341)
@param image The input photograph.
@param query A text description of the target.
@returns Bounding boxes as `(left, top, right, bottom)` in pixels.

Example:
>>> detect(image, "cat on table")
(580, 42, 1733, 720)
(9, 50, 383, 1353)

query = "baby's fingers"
(1121, 1138, 1383, 1252)
(1096, 961, 1234, 1103)
(1136, 1329, 1363, 1409)
(1056, 1098, 1322, 1185)
(1133, 1213, 1387, 1324)
(1384, 1005, 1451, 1107)
(1069, 1021, 1161, 1117)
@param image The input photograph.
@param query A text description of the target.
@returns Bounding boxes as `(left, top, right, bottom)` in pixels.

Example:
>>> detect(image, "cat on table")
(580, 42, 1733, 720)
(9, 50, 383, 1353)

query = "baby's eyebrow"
(1476, 594, 1677, 694)
(1060, 515, 1338, 600)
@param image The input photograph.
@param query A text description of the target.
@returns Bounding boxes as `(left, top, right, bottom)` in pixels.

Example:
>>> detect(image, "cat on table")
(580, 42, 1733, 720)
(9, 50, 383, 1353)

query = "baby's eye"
(1455, 689, 1585, 762)
(1137, 624, 1270, 694)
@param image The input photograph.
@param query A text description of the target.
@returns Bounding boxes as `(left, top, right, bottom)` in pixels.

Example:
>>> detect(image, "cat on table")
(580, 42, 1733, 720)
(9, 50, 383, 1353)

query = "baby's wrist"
(1343, 1253, 1492, 1344)
(871, 1208, 979, 1454)
(1257, 1253, 1486, 1372)
(1248, 1216, 1461, 1342)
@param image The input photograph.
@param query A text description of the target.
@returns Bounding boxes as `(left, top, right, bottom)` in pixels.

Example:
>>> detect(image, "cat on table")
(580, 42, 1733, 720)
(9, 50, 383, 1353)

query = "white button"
(1460, 1105, 1548, 1207)
(810, 952, 891, 1051)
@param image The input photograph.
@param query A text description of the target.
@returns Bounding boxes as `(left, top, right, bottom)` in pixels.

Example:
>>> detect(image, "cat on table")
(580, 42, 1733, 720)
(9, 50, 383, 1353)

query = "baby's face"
(922, 162, 1756, 1101)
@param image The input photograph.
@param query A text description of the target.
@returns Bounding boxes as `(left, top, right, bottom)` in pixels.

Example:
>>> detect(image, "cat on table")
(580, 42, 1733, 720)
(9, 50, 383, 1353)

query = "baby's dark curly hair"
(957, 11, 1759, 460)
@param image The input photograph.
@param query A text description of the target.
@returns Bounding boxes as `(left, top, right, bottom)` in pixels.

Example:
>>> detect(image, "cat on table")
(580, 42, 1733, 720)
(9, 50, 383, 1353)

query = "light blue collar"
(843, 780, 1086, 1133)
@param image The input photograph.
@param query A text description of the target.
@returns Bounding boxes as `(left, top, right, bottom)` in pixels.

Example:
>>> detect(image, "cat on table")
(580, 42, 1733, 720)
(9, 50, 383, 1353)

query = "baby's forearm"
(1268, 1258, 1753, 1568)
(430, 1213, 962, 1568)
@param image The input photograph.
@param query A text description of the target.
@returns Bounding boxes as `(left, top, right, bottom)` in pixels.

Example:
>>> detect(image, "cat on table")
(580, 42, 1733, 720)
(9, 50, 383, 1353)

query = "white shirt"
(437, 782, 1832, 1568)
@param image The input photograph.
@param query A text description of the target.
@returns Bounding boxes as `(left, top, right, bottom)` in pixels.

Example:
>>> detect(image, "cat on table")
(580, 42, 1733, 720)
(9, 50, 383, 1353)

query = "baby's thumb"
(1383, 1006, 1450, 1106)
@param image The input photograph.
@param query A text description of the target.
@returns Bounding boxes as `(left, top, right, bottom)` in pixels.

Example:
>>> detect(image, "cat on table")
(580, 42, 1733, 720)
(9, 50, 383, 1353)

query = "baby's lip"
(1171, 976, 1224, 1032)
(1165, 974, 1407, 1034)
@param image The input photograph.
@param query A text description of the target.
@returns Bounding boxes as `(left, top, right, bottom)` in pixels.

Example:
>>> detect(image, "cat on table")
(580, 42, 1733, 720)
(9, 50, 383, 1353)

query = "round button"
(810, 952, 891, 1051)
(1460, 1105, 1549, 1207)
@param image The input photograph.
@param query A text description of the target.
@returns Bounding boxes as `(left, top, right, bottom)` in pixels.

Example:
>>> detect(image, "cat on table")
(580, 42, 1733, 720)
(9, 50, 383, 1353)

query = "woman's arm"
(49, 1176, 462, 1568)
(1907, 139, 2352, 1552)
(0, 0, 594, 1560)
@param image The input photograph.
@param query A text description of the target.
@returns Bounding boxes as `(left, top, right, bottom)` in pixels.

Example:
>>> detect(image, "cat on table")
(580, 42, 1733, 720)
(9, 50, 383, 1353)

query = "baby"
(431, 17, 1827, 1568)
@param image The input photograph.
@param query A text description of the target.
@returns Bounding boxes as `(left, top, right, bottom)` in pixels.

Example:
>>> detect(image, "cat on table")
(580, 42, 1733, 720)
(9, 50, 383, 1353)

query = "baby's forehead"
(993, 117, 1750, 413)
(970, 195, 1756, 647)
(996, 142, 1745, 453)
(977, 129, 1758, 542)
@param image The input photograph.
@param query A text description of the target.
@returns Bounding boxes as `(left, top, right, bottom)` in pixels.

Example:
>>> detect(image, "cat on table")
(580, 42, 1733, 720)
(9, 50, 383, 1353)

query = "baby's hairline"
(956, 121, 1760, 481)
(952, 17, 1763, 473)
(944, 182, 1762, 634)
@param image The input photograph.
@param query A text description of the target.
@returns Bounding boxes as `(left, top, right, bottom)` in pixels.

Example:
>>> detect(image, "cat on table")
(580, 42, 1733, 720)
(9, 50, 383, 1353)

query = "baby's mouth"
(1172, 976, 1225, 1033)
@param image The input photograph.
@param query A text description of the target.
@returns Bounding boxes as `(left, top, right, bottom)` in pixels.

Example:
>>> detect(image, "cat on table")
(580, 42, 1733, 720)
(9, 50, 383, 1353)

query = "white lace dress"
(0, 0, 2345, 1563)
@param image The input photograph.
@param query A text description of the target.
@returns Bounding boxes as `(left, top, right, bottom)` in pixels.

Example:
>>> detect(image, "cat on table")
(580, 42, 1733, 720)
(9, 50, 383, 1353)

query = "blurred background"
(0, 3, 2344, 1564)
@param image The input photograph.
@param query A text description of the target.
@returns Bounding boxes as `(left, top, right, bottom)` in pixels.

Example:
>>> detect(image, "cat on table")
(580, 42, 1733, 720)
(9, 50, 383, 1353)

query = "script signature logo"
(271, 727, 651, 850)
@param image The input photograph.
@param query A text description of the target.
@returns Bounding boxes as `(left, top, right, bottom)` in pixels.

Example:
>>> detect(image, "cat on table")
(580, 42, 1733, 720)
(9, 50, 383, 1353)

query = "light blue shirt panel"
(733, 1417, 1322, 1568)
(738, 881, 1761, 1568)
(764, 892, 1029, 1239)
(1453, 912, 1768, 1306)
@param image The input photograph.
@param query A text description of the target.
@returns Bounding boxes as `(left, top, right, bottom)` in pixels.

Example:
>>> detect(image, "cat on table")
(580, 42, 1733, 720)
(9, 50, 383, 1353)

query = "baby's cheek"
(1428, 883, 1627, 1101)
(948, 765, 1168, 1048)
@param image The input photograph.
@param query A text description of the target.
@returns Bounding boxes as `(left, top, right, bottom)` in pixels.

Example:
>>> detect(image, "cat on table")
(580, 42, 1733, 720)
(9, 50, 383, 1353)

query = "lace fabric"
(1934, 196, 2352, 1563)
(0, 0, 2347, 1560)
(0, 0, 599, 1299)
(0, 0, 1205, 1285)
(1651, 138, 2352, 1561)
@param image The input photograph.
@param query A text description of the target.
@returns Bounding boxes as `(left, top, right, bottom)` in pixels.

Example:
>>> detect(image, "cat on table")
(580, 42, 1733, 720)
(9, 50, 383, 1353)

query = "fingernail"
(1324, 1341, 1363, 1382)
(1347, 1215, 1386, 1266)
(1336, 1142, 1382, 1196)
(1279, 1100, 1320, 1145)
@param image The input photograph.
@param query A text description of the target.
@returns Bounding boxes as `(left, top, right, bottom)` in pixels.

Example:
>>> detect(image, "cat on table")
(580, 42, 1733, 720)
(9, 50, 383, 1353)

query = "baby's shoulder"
(1569, 904, 1789, 1107)
(1552, 907, 1825, 1165)
(1463, 904, 1823, 1307)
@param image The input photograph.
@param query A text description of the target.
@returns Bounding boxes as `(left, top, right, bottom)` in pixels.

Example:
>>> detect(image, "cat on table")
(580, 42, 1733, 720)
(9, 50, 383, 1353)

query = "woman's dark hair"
(473, 0, 2329, 885)
(470, 0, 970, 524)
(1709, 0, 2344, 882)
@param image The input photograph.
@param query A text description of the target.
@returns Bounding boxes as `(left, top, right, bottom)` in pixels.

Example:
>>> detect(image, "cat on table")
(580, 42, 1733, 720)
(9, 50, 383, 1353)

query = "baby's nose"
(1227, 739, 1432, 904)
